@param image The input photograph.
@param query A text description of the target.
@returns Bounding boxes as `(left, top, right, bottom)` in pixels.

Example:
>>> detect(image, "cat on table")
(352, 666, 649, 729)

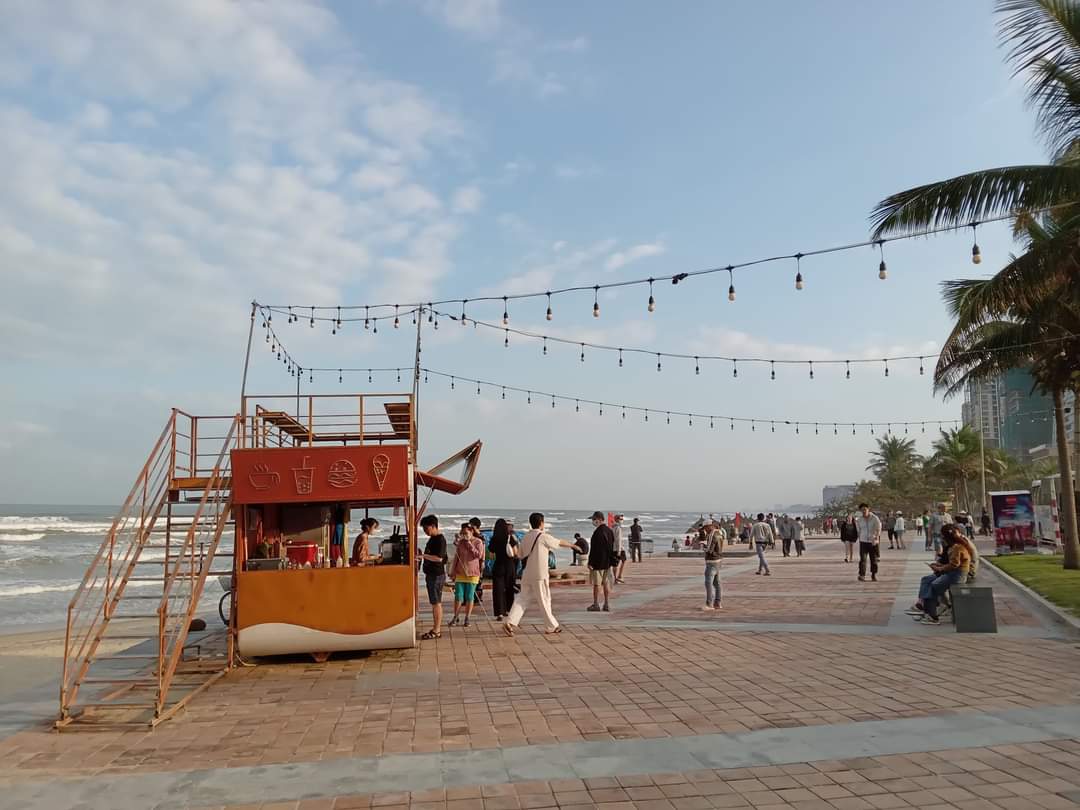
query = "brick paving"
(206, 739, 1080, 810)
(0, 536, 1077, 808)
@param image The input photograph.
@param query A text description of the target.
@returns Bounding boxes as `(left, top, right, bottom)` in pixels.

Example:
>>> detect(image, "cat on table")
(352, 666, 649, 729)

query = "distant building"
(822, 484, 856, 506)
(999, 368, 1054, 460)
(962, 377, 1001, 449)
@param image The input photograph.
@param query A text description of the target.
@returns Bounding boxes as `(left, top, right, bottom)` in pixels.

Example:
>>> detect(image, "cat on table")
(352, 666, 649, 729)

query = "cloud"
(546, 36, 589, 53)
(605, 242, 665, 271)
(385, 183, 442, 215)
(350, 164, 406, 192)
(451, 185, 483, 213)
(75, 101, 110, 130)
(424, 0, 502, 36)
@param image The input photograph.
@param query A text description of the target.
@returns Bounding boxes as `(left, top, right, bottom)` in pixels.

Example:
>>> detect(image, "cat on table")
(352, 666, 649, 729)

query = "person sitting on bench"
(907, 524, 972, 625)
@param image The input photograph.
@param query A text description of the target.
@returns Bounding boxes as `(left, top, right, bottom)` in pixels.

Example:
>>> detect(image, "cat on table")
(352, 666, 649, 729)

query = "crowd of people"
(409, 501, 981, 638)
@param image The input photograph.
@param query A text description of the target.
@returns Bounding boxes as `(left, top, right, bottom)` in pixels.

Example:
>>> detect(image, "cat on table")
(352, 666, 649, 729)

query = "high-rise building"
(822, 484, 856, 506)
(961, 377, 1001, 449)
(999, 368, 1054, 459)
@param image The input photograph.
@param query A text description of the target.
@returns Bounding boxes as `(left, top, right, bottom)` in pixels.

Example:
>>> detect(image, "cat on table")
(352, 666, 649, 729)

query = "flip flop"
(545, 626, 562, 634)
(502, 623, 515, 637)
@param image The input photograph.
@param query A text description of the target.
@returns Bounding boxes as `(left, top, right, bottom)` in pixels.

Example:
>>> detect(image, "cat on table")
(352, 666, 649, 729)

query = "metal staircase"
(58, 411, 239, 729)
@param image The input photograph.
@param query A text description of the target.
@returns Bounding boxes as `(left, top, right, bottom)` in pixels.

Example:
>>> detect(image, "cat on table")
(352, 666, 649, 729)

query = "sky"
(0, 0, 1047, 511)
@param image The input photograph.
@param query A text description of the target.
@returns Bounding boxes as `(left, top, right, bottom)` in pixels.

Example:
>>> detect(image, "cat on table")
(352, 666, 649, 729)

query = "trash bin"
(951, 585, 997, 633)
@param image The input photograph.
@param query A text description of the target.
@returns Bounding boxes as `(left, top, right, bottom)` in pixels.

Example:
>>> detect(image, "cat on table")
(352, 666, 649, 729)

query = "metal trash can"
(951, 585, 997, 633)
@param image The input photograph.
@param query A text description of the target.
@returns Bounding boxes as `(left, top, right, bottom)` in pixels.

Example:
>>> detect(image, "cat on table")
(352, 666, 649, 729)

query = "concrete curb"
(985, 557, 1080, 633)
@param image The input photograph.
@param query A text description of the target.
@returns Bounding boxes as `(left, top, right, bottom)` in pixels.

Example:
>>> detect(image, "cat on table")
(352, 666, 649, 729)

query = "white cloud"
(385, 183, 442, 215)
(605, 242, 665, 271)
(350, 163, 406, 192)
(424, 0, 502, 36)
(451, 185, 483, 213)
(546, 36, 589, 53)
(75, 101, 110, 130)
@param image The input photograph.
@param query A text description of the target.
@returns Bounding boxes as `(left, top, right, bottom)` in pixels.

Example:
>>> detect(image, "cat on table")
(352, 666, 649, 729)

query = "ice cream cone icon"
(292, 455, 315, 495)
(372, 453, 390, 491)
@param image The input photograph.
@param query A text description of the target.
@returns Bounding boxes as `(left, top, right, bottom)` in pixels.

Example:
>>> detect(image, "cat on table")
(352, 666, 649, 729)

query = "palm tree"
(929, 426, 985, 512)
(930, 217, 1080, 566)
(866, 435, 921, 484)
(871, 1, 1080, 240)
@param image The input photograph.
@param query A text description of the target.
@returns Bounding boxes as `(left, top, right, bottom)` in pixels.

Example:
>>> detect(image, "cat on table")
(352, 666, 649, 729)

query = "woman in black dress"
(489, 518, 516, 620)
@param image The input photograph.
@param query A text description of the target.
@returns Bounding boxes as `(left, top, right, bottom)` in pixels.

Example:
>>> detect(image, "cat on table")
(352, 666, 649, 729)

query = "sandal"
(545, 626, 563, 634)
(463, 619, 470, 628)
(421, 629, 441, 640)
(447, 617, 459, 627)
(502, 623, 515, 637)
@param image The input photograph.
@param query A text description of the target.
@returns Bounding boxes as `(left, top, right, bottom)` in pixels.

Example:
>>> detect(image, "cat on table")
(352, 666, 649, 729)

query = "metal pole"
(979, 424, 987, 515)
(240, 302, 258, 403)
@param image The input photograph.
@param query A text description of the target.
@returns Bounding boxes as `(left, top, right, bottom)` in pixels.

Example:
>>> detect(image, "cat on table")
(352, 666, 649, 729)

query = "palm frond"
(933, 321, 1045, 399)
(870, 164, 1080, 238)
(998, 0, 1080, 158)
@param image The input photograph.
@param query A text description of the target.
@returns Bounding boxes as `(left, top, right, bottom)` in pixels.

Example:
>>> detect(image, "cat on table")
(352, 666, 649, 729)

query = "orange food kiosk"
(229, 394, 480, 658)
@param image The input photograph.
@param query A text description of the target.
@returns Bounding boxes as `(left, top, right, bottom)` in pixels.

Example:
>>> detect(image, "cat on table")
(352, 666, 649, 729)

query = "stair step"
(81, 677, 158, 684)
(92, 654, 160, 661)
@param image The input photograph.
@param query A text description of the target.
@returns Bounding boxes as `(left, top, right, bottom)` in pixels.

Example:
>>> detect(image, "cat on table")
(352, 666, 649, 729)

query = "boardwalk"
(1, 535, 1079, 809)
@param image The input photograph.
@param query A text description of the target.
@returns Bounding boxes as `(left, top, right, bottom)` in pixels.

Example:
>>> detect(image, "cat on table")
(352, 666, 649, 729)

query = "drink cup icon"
(293, 456, 315, 495)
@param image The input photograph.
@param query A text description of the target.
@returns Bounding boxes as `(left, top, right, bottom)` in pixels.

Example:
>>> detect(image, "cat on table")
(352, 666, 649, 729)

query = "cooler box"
(285, 542, 318, 566)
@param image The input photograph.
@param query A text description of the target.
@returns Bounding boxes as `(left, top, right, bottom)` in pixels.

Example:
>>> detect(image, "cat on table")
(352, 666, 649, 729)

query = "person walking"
(839, 515, 857, 562)
(780, 515, 793, 557)
(587, 510, 616, 611)
(702, 523, 724, 610)
(893, 511, 906, 550)
(448, 523, 484, 628)
(914, 512, 924, 541)
(855, 503, 882, 582)
(751, 513, 773, 575)
(928, 504, 951, 555)
(792, 517, 806, 557)
(613, 514, 628, 583)
(489, 518, 516, 621)
(629, 518, 643, 563)
(886, 512, 897, 549)
(503, 512, 577, 636)
(419, 515, 448, 640)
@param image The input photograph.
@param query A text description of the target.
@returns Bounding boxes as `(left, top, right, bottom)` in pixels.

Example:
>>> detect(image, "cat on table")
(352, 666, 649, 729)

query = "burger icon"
(327, 459, 358, 489)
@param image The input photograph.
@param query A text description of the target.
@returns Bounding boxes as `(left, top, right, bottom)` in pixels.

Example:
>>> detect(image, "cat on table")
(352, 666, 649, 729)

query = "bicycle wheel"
(218, 590, 231, 625)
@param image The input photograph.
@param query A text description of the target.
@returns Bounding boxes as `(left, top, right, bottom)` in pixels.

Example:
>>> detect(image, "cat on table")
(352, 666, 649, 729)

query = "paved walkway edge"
(6, 704, 1080, 810)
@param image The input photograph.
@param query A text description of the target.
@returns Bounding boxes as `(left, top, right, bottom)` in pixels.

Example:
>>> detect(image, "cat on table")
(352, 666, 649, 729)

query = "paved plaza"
(2, 535, 1079, 809)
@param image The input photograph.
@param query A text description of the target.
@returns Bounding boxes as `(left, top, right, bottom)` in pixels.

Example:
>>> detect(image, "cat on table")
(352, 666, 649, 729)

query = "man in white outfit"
(612, 514, 627, 583)
(503, 512, 577, 636)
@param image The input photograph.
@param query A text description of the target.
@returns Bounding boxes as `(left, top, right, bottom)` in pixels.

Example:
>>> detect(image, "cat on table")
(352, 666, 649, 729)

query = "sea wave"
(0, 516, 112, 533)
(0, 533, 47, 542)
(0, 582, 79, 598)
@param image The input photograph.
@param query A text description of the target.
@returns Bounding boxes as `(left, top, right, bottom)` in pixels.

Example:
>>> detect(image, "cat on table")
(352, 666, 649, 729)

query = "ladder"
(58, 412, 239, 729)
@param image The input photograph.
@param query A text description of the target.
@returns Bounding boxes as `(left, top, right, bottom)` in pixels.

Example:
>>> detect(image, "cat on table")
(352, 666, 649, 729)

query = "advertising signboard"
(990, 490, 1037, 551)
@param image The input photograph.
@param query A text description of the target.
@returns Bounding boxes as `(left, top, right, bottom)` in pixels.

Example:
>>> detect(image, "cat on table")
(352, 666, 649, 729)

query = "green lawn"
(989, 555, 1080, 618)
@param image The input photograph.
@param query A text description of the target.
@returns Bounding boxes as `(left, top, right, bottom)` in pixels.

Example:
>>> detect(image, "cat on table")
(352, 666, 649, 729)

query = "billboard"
(990, 490, 1036, 550)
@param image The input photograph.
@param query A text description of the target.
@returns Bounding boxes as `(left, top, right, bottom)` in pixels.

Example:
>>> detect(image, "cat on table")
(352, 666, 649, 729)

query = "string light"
(543, 337, 548, 355)
(309, 307, 315, 328)
(794, 254, 804, 290)
(593, 286, 600, 318)
(461, 300, 468, 326)
(546, 292, 553, 321)
(618, 348, 623, 368)
(338, 369, 342, 384)
(259, 204, 1062, 320)
(656, 353, 662, 372)
(846, 360, 851, 380)
(809, 361, 814, 380)
(502, 386, 506, 399)
(504, 329, 509, 348)
(695, 356, 700, 375)
(884, 359, 889, 377)
(732, 360, 737, 378)
(580, 343, 586, 362)
(727, 267, 735, 302)
(502, 297, 509, 326)
(427, 305, 434, 324)
(919, 357, 925, 375)
(770, 360, 776, 381)
(971, 223, 981, 265)
(365, 306, 370, 330)
(647, 278, 656, 313)
(877, 240, 887, 280)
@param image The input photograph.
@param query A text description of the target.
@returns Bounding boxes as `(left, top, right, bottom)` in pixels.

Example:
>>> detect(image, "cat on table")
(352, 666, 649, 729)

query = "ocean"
(0, 505, 719, 630)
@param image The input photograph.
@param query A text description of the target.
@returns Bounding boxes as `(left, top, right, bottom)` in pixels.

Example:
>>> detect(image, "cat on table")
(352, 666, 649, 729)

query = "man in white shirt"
(503, 512, 577, 636)
(893, 511, 906, 549)
(855, 502, 883, 582)
(612, 514, 627, 583)
(750, 513, 773, 575)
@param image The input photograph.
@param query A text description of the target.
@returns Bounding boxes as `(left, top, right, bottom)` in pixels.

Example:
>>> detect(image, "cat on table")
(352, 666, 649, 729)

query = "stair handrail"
(155, 415, 238, 716)
(60, 411, 177, 719)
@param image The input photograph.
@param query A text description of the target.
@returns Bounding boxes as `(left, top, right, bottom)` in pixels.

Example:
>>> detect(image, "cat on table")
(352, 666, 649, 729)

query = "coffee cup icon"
(292, 456, 315, 495)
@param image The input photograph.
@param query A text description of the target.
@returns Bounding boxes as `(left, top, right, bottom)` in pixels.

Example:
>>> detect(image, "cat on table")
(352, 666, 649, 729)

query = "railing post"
(190, 417, 198, 477)
(307, 396, 313, 445)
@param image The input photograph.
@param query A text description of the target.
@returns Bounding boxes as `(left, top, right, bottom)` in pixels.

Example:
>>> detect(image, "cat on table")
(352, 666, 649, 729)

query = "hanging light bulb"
(501, 387, 506, 400)
(580, 343, 585, 362)
(732, 360, 738, 378)
(884, 359, 889, 377)
(600, 403, 604, 417)
(656, 353, 662, 372)
(335, 306, 342, 332)
(709, 417, 714, 429)
(504, 329, 509, 348)
(394, 305, 400, 329)
(730, 419, 734, 431)
(622, 407, 626, 420)
(476, 382, 481, 395)
(551, 394, 555, 409)
(427, 305, 433, 324)
(751, 421, 756, 432)
(527, 391, 531, 404)
(542, 337, 547, 356)
(546, 292, 553, 321)
(309, 370, 313, 383)
(647, 279, 656, 313)
(397, 369, 401, 383)
(809, 361, 814, 380)
(461, 300, 468, 326)
(338, 369, 342, 384)
(309, 307, 315, 328)
(575, 400, 580, 413)
(852, 424, 856, 435)
(618, 348, 623, 368)
(666, 412, 671, 425)
(971, 223, 981, 264)
(644, 409, 649, 423)
(919, 357, 925, 375)
(771, 421, 775, 433)
(368, 370, 373, 384)
(727, 267, 735, 302)
(450, 376, 455, 390)
(593, 286, 600, 318)
(877, 240, 887, 280)
(432, 312, 438, 330)
(770, 360, 776, 381)
(502, 296, 509, 326)
(834, 424, 838, 435)
(695, 357, 700, 375)
(794, 253, 804, 290)
(846, 360, 851, 380)
(365, 306, 370, 330)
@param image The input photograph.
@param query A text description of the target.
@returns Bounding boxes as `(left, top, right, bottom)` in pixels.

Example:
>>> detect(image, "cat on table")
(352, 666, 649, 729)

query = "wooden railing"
(60, 412, 177, 720)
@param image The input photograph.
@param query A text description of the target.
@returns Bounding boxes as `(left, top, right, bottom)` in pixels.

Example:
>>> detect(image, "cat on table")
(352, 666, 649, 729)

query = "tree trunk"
(1053, 388, 1079, 569)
